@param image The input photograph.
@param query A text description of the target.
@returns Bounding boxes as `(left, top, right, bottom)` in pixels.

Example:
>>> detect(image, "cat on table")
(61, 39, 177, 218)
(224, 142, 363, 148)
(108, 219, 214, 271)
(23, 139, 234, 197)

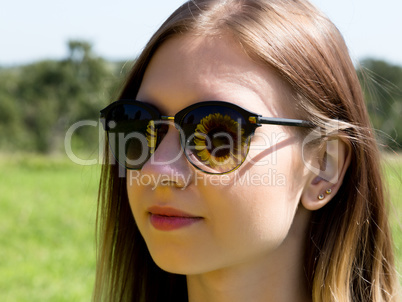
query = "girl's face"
(127, 34, 310, 275)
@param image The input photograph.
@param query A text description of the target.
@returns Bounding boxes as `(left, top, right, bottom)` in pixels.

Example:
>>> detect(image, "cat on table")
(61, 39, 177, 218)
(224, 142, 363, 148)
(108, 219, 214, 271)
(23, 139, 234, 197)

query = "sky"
(1, 0, 401, 66)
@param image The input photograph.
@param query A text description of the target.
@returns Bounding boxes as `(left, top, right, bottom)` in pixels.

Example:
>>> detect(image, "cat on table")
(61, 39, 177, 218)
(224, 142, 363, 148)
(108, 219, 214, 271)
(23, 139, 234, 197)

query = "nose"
(140, 123, 194, 189)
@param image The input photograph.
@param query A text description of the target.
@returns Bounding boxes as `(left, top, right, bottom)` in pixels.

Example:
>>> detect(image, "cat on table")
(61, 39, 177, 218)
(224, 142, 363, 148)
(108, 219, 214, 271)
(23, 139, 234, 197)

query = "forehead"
(137, 34, 291, 117)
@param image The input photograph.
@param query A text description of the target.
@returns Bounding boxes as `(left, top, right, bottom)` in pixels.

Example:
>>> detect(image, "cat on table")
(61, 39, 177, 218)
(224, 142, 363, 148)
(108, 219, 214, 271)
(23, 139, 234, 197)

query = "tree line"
(0, 41, 131, 154)
(0, 40, 401, 154)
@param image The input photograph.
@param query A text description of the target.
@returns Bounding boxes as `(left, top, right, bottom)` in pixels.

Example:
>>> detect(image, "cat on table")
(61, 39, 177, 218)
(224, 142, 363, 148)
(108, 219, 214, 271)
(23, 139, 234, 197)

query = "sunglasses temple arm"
(257, 117, 315, 128)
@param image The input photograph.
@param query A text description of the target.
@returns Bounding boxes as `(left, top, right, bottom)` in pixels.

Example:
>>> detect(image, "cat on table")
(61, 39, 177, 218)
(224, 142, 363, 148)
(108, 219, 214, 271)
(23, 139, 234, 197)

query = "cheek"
(214, 180, 299, 250)
(216, 139, 305, 244)
(201, 164, 303, 259)
(246, 128, 306, 195)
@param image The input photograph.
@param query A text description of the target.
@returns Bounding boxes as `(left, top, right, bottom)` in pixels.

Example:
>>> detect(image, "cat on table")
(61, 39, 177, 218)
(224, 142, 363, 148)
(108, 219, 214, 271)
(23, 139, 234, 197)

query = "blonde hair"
(94, 1, 400, 301)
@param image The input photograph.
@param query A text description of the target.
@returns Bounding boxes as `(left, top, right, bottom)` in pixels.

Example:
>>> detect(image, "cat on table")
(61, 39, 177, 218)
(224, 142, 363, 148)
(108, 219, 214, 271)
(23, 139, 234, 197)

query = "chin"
(152, 258, 199, 275)
(149, 250, 214, 276)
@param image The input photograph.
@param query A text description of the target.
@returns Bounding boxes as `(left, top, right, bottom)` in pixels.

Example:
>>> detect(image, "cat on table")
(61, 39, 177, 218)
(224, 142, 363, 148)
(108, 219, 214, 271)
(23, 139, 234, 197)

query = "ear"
(301, 138, 351, 211)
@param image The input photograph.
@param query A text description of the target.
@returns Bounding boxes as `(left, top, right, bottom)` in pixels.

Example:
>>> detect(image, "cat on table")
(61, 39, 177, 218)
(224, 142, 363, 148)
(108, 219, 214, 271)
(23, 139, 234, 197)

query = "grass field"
(383, 154, 402, 285)
(0, 153, 401, 301)
(0, 154, 99, 302)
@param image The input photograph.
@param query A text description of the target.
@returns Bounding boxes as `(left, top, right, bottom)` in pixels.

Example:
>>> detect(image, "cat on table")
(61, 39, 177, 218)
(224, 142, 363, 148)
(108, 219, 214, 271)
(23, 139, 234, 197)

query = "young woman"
(95, 0, 400, 301)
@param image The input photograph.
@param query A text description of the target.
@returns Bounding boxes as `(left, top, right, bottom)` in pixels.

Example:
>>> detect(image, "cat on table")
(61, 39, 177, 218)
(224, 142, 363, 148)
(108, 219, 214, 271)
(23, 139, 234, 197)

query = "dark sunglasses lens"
(181, 105, 250, 174)
(104, 104, 157, 169)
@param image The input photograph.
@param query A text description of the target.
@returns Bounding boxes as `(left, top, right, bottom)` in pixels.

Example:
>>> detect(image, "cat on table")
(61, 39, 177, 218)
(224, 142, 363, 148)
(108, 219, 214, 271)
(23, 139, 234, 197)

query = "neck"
(186, 207, 312, 302)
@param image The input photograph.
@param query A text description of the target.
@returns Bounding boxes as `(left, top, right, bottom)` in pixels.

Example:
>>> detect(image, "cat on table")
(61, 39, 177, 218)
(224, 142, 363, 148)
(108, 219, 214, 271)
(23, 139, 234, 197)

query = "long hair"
(94, 0, 400, 301)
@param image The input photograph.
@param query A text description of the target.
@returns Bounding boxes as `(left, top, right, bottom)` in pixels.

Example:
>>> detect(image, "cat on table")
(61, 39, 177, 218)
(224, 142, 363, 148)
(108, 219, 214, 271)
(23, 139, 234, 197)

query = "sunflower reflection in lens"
(146, 120, 157, 154)
(193, 113, 247, 172)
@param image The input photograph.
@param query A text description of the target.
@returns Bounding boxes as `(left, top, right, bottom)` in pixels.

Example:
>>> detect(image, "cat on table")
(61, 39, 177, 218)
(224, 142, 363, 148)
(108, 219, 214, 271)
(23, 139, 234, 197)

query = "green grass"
(383, 154, 402, 284)
(0, 153, 401, 301)
(0, 154, 99, 302)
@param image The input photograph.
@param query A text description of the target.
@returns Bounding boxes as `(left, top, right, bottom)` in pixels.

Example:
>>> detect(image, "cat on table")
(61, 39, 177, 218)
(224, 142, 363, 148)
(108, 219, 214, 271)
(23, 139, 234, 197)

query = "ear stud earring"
(318, 194, 325, 200)
(318, 188, 332, 200)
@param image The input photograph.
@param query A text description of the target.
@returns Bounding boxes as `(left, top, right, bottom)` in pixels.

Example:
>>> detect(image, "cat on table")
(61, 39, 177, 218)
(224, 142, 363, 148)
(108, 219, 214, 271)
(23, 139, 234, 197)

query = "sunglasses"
(100, 100, 314, 174)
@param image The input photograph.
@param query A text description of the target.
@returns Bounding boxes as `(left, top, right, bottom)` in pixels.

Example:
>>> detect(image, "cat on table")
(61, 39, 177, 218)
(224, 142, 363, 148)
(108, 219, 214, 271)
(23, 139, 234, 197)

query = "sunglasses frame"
(100, 99, 315, 174)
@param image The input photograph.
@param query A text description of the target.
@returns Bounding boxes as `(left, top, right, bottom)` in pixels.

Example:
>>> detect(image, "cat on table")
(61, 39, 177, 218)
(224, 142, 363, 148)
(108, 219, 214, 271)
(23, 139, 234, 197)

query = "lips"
(147, 206, 203, 231)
